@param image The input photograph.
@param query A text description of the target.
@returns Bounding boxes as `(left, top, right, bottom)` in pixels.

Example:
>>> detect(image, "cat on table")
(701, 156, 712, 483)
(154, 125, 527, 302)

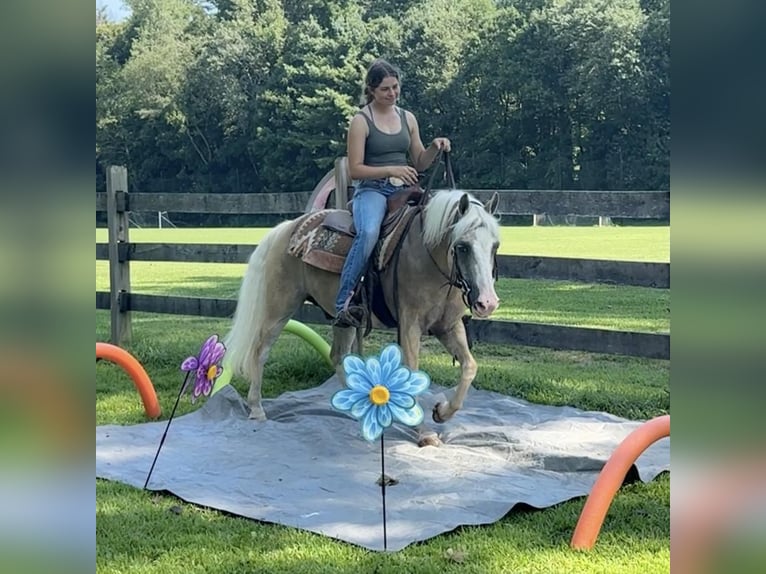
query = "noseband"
(449, 242, 499, 310)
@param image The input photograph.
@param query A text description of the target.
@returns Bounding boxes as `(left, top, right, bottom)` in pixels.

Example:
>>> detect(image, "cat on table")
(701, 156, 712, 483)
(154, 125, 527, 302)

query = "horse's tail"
(224, 221, 291, 382)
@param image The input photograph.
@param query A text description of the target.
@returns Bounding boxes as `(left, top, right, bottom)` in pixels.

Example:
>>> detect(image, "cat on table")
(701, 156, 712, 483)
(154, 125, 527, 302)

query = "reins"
(419, 149, 456, 206)
(388, 151, 492, 343)
(417, 151, 473, 307)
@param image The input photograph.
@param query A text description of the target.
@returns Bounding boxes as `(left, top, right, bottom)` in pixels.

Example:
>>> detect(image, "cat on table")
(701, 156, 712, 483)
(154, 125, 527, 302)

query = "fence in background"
(96, 166, 670, 359)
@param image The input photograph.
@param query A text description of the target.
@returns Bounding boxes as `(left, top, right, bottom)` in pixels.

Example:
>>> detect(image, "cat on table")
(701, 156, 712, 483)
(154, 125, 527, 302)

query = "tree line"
(96, 0, 669, 195)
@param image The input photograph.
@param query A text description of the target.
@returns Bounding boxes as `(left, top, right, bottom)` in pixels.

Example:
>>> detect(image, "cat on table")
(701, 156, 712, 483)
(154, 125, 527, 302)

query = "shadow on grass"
(119, 274, 670, 333)
(96, 474, 669, 574)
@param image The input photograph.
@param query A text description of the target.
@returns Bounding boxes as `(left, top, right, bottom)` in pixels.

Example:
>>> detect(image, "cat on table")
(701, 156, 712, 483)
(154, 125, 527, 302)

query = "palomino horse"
(224, 189, 501, 446)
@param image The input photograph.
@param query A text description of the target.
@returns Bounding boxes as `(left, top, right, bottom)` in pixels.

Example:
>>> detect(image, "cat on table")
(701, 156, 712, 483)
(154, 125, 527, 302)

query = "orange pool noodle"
(571, 414, 670, 549)
(96, 342, 161, 419)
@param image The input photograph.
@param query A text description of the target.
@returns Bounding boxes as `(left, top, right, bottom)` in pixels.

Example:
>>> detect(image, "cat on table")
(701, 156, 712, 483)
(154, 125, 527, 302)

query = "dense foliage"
(96, 0, 669, 193)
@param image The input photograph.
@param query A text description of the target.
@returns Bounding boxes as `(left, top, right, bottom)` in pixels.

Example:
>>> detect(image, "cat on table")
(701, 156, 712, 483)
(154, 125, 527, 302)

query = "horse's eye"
(455, 244, 468, 253)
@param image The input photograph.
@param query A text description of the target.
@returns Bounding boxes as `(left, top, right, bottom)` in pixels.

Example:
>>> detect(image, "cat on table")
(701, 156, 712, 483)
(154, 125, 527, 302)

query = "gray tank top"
(360, 107, 411, 167)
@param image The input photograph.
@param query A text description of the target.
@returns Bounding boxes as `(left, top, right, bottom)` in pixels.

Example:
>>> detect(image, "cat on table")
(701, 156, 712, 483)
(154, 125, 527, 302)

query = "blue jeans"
(335, 179, 402, 313)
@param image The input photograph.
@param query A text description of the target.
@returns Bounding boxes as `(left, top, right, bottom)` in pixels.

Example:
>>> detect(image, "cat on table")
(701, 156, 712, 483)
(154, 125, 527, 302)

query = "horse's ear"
(458, 193, 471, 216)
(484, 192, 499, 215)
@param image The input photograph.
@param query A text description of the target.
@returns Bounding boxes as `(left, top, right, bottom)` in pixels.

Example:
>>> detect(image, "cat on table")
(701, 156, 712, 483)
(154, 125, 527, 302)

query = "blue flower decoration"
(331, 343, 430, 441)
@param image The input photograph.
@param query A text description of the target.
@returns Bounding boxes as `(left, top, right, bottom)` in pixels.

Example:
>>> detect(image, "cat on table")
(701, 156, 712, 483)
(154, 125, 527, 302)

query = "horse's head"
(423, 190, 501, 318)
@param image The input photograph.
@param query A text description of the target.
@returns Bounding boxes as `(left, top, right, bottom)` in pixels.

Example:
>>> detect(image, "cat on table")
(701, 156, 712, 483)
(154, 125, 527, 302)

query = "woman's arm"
(406, 111, 451, 172)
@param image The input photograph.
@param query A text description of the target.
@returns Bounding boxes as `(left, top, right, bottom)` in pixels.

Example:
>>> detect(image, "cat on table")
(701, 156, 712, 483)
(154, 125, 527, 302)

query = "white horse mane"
(421, 189, 499, 249)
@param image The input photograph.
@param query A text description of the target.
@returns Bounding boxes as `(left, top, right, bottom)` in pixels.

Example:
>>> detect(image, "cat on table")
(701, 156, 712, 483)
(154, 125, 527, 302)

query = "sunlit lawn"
(96, 225, 670, 262)
(97, 311, 669, 574)
(96, 224, 669, 574)
(96, 226, 670, 333)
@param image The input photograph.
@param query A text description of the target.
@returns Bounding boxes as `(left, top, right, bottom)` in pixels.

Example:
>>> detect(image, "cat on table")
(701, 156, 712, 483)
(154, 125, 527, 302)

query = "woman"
(334, 58, 451, 328)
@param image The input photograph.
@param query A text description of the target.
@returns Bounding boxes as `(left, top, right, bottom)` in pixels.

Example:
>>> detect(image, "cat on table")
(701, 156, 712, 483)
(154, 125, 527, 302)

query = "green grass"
(96, 225, 669, 573)
(97, 313, 668, 573)
(96, 227, 670, 333)
(96, 225, 670, 262)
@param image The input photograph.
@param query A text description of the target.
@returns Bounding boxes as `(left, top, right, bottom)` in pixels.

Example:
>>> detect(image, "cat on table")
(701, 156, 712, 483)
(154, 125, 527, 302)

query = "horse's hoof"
(248, 408, 267, 422)
(418, 433, 442, 448)
(432, 401, 452, 424)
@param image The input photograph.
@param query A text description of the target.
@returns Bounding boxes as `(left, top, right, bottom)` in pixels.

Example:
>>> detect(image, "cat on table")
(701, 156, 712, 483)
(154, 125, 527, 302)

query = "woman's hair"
(362, 59, 400, 105)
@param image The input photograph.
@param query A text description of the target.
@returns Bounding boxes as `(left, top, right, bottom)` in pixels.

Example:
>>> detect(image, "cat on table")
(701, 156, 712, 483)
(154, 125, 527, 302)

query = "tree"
(181, 0, 289, 192)
(255, 1, 368, 190)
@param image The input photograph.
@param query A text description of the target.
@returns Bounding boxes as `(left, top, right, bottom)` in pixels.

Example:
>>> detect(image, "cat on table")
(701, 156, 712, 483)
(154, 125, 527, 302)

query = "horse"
(224, 188, 501, 446)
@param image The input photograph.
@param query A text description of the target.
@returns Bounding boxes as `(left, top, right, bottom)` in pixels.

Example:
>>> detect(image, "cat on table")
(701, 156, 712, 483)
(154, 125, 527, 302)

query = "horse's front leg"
(432, 319, 477, 423)
(331, 325, 360, 386)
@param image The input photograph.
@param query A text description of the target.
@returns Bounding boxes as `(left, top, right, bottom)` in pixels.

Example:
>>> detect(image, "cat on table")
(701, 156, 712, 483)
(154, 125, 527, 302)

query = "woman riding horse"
(334, 58, 452, 328)
(224, 59, 501, 446)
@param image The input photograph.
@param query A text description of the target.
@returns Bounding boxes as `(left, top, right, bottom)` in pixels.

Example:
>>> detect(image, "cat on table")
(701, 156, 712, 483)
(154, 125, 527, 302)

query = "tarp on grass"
(96, 377, 669, 551)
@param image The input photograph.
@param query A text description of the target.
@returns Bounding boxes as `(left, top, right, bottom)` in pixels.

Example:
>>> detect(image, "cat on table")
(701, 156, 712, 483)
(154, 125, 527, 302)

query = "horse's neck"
(405, 215, 452, 284)
(423, 214, 452, 257)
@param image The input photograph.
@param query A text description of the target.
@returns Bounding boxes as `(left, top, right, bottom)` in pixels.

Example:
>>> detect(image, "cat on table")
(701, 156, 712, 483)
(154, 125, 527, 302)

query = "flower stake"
(331, 343, 431, 550)
(144, 335, 226, 489)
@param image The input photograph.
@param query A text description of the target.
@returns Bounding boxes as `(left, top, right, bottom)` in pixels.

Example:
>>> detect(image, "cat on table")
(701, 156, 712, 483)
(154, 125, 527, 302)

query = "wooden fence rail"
(95, 292, 669, 360)
(96, 166, 670, 360)
(96, 189, 670, 218)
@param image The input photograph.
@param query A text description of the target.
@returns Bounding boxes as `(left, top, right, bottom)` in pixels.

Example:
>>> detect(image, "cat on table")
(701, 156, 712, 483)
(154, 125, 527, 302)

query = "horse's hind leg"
(245, 315, 294, 420)
(225, 221, 307, 420)
(432, 319, 477, 423)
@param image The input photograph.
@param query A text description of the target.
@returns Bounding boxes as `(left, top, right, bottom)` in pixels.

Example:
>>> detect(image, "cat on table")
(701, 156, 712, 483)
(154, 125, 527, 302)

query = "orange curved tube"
(96, 342, 161, 419)
(571, 414, 670, 549)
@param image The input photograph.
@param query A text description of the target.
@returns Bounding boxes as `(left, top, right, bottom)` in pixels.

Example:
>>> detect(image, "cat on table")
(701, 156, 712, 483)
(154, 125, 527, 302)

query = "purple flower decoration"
(181, 335, 226, 402)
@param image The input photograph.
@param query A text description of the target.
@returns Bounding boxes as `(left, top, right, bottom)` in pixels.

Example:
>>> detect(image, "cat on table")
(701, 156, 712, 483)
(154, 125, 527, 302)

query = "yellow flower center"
(206, 365, 218, 380)
(369, 385, 390, 406)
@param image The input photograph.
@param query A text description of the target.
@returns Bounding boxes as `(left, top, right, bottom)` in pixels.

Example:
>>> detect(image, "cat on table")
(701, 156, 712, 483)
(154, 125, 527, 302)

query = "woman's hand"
(387, 165, 420, 186)
(431, 137, 451, 152)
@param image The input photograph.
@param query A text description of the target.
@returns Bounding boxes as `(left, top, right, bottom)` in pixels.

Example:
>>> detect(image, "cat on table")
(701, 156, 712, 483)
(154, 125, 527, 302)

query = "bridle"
(419, 151, 497, 311)
(424, 201, 498, 311)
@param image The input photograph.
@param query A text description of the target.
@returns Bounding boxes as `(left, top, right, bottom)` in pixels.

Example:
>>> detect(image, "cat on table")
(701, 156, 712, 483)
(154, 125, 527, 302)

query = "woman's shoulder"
(399, 108, 417, 130)
(348, 110, 370, 136)
(350, 110, 369, 124)
(352, 106, 373, 122)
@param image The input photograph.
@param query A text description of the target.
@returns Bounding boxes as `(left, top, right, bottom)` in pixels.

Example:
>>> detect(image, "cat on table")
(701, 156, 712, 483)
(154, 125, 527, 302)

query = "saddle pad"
(287, 207, 419, 275)
(287, 210, 353, 274)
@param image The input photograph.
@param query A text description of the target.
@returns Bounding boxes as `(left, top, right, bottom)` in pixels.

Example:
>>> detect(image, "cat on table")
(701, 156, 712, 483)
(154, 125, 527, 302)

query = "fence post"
(106, 166, 132, 345)
(334, 157, 350, 209)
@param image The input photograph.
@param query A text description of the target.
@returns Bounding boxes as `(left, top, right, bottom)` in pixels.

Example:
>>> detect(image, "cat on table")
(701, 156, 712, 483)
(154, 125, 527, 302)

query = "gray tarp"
(96, 377, 669, 551)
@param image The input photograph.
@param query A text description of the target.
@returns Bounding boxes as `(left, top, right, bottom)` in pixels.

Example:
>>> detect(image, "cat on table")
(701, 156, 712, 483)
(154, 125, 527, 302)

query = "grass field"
(96, 225, 670, 262)
(96, 225, 669, 573)
(96, 226, 670, 333)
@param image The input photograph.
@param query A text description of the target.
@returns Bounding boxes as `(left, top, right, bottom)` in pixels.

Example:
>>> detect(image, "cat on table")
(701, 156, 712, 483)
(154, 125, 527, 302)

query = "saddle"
(287, 187, 423, 329)
(287, 187, 423, 275)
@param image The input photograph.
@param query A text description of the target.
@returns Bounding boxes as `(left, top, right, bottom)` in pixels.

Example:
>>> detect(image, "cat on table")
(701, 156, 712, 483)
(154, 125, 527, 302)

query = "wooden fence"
(96, 166, 670, 359)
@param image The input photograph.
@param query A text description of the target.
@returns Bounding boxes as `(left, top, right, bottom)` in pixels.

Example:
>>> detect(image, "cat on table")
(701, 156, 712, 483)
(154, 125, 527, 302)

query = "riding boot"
(332, 305, 365, 329)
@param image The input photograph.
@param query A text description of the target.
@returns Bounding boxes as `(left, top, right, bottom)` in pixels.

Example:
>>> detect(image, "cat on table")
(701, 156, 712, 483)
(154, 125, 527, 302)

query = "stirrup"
(332, 306, 364, 329)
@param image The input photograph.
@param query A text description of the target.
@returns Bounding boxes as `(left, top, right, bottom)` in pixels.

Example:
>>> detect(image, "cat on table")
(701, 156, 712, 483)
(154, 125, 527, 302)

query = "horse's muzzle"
(470, 291, 499, 318)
